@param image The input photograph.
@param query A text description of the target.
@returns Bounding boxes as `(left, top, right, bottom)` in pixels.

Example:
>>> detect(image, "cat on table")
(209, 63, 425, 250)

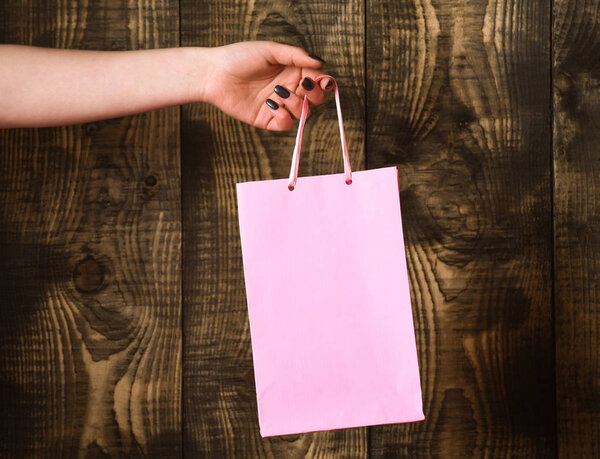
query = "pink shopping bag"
(236, 76, 424, 437)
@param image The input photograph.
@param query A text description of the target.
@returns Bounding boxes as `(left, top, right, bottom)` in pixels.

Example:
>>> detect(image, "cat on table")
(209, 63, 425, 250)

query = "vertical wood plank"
(553, 0, 600, 456)
(366, 0, 555, 456)
(0, 1, 181, 456)
(180, 0, 366, 456)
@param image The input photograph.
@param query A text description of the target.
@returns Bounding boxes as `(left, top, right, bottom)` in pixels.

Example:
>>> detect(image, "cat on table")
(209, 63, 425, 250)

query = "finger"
(260, 41, 325, 69)
(320, 77, 335, 92)
(295, 74, 325, 106)
(263, 98, 294, 131)
(304, 70, 336, 92)
(270, 85, 306, 120)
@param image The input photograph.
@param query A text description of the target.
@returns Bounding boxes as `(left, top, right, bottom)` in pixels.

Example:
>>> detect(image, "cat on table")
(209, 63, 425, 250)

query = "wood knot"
(278, 434, 301, 442)
(555, 73, 571, 92)
(85, 123, 98, 136)
(144, 175, 158, 187)
(73, 256, 106, 293)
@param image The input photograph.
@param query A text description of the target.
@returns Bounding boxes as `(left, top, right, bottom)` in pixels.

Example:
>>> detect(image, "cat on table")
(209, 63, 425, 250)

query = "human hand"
(0, 43, 330, 129)
(197, 41, 332, 131)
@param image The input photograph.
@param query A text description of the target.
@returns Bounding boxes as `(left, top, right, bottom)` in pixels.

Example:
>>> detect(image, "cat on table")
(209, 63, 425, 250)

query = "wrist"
(183, 46, 216, 104)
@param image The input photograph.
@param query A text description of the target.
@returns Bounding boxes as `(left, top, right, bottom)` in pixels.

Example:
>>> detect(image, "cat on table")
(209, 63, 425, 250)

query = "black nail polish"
(274, 85, 290, 99)
(301, 77, 314, 91)
(325, 80, 333, 89)
(266, 98, 279, 110)
(309, 54, 326, 64)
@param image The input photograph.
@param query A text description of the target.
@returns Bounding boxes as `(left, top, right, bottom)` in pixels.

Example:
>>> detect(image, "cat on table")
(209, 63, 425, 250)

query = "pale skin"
(0, 41, 332, 130)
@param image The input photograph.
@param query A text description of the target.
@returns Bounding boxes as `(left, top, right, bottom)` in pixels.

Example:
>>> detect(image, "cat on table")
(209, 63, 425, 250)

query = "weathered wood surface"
(1, 0, 600, 457)
(366, 0, 556, 456)
(0, 1, 182, 457)
(553, 0, 600, 457)
(180, 0, 367, 456)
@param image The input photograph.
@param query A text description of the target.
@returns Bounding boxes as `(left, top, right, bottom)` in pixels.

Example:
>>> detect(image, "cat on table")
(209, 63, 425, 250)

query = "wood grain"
(0, 1, 182, 456)
(180, 0, 366, 456)
(366, 0, 556, 456)
(553, 0, 600, 456)
(1, 0, 599, 455)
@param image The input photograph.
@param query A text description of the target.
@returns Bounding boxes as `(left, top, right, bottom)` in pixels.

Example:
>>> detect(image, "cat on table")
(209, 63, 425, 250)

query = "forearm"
(0, 45, 211, 128)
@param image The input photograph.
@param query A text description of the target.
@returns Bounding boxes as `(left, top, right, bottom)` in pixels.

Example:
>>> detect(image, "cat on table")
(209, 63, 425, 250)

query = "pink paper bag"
(236, 76, 424, 437)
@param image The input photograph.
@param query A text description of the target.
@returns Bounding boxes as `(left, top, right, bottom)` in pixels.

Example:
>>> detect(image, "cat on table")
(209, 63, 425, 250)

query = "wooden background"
(0, 0, 597, 457)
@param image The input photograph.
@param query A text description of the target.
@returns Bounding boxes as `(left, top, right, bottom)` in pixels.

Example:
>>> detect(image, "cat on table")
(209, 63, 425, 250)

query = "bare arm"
(0, 42, 330, 130)
(0, 45, 208, 128)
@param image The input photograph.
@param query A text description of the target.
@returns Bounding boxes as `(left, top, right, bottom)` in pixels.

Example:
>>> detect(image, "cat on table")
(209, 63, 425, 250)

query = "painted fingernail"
(325, 80, 333, 89)
(266, 98, 279, 110)
(309, 54, 326, 64)
(274, 85, 290, 99)
(301, 77, 314, 91)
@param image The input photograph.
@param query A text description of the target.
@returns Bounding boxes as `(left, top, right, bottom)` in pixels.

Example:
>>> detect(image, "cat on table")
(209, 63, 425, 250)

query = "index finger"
(260, 41, 325, 69)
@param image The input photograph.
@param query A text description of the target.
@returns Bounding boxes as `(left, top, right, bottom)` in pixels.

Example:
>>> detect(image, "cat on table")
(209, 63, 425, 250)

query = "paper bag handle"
(287, 75, 352, 190)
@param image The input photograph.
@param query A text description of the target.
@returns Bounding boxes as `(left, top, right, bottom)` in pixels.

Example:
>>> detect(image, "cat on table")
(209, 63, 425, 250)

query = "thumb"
(261, 41, 324, 68)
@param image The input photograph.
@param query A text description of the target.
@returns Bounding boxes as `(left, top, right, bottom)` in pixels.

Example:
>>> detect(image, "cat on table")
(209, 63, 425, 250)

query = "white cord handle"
(287, 75, 352, 190)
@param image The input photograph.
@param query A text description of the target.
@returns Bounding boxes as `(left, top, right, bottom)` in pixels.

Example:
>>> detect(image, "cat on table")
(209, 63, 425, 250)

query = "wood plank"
(0, 1, 181, 456)
(366, 0, 555, 456)
(553, 0, 600, 455)
(180, 0, 366, 456)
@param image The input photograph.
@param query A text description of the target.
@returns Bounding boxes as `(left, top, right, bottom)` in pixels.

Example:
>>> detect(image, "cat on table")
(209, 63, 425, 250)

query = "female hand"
(0, 42, 330, 129)
(199, 41, 332, 131)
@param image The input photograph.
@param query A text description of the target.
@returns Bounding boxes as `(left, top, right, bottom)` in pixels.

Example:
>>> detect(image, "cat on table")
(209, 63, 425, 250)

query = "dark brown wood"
(2, 0, 600, 455)
(0, 1, 182, 457)
(180, 0, 367, 456)
(366, 0, 556, 456)
(553, 0, 600, 456)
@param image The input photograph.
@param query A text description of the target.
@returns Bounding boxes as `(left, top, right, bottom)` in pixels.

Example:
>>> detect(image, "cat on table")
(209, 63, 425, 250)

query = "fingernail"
(266, 98, 279, 110)
(301, 77, 314, 91)
(309, 54, 326, 64)
(274, 85, 290, 99)
(325, 80, 333, 89)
